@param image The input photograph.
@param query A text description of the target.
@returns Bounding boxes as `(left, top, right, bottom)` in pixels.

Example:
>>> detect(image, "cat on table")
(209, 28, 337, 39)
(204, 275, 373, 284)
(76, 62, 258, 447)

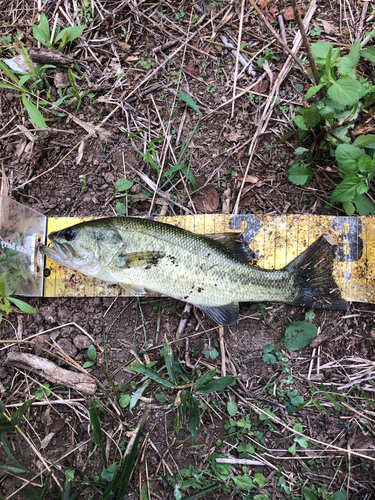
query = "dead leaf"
(192, 176, 219, 213)
(126, 56, 138, 62)
(259, 0, 269, 8)
(321, 20, 336, 34)
(284, 4, 306, 20)
(253, 78, 269, 94)
(353, 124, 375, 136)
(225, 131, 244, 142)
(237, 175, 259, 184)
(185, 60, 200, 78)
(49, 417, 66, 433)
(235, 145, 247, 161)
(117, 41, 131, 51)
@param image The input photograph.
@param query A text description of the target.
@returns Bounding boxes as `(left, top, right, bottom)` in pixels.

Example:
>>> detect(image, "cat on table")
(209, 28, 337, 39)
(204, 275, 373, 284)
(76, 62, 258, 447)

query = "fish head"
(40, 223, 106, 276)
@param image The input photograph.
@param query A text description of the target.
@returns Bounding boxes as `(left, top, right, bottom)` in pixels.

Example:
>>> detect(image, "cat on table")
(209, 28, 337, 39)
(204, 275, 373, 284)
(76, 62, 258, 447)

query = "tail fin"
(287, 234, 348, 311)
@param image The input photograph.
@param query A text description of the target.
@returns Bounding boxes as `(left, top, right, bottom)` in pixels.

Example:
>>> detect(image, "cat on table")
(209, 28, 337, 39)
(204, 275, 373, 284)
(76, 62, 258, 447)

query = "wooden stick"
(290, 0, 320, 85)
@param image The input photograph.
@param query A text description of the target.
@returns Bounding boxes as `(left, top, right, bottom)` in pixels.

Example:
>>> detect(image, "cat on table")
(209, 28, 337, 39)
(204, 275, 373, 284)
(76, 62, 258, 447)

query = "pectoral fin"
(115, 251, 165, 268)
(201, 302, 239, 325)
(118, 283, 147, 295)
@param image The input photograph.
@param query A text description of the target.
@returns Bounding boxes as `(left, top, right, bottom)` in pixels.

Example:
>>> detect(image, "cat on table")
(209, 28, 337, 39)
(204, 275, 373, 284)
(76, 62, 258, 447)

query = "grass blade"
(89, 400, 107, 469)
(195, 376, 237, 395)
(182, 484, 221, 499)
(21, 94, 47, 129)
(0, 432, 31, 473)
(164, 340, 178, 385)
(36, 471, 52, 500)
(129, 363, 176, 388)
(103, 411, 148, 500)
(11, 397, 35, 426)
(189, 397, 199, 440)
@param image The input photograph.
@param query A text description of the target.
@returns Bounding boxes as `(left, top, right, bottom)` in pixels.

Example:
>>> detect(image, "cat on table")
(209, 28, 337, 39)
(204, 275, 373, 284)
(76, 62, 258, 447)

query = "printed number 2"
(332, 217, 363, 262)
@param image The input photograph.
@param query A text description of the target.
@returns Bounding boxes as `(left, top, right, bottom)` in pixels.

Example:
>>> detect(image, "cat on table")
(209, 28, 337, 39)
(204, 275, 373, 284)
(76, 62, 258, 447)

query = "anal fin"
(201, 302, 239, 325)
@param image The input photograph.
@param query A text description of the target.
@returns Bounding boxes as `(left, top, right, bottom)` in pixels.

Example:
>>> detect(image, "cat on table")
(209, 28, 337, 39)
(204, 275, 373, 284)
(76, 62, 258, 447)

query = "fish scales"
(40, 217, 348, 325)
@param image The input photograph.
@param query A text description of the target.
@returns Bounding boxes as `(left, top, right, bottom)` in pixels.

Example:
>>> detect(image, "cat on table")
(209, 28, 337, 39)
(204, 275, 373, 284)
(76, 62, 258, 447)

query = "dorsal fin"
(203, 233, 257, 263)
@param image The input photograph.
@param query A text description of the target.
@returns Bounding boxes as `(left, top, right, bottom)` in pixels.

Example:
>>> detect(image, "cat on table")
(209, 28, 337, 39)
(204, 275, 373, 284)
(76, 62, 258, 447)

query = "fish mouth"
(39, 238, 76, 265)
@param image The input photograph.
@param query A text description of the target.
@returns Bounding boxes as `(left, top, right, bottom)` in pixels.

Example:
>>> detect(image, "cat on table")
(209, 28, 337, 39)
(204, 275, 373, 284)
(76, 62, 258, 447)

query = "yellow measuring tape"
(43, 214, 373, 303)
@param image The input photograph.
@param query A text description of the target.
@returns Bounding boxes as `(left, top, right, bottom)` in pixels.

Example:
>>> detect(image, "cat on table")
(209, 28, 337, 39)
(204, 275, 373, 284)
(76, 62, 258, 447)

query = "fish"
(39, 217, 348, 325)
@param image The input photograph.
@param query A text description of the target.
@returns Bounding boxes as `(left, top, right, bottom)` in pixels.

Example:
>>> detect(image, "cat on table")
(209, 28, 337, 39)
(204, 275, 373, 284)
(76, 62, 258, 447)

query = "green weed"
(288, 40, 375, 215)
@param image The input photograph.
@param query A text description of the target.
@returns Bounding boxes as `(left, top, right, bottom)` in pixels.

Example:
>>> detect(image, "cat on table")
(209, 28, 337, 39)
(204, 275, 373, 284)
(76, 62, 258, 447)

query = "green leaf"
(89, 400, 103, 446)
(174, 390, 187, 434)
(293, 114, 308, 131)
(130, 380, 150, 411)
(343, 201, 355, 215)
(284, 321, 317, 351)
(0, 280, 5, 298)
(311, 42, 333, 66)
(82, 360, 95, 368)
(116, 178, 133, 192)
(327, 76, 362, 106)
(116, 202, 127, 215)
(189, 397, 200, 440)
(164, 340, 178, 385)
(259, 407, 276, 421)
(227, 400, 238, 416)
(361, 46, 375, 64)
(232, 475, 254, 491)
(254, 473, 266, 488)
(129, 363, 176, 388)
(11, 397, 35, 426)
(319, 105, 335, 119)
(302, 107, 321, 128)
(303, 488, 318, 500)
(337, 57, 356, 78)
(331, 172, 362, 202)
(330, 492, 347, 500)
(210, 454, 231, 481)
(305, 84, 324, 99)
(358, 155, 373, 173)
(102, 411, 147, 500)
(54, 25, 86, 48)
(294, 147, 309, 156)
(87, 344, 97, 361)
(21, 94, 47, 129)
(33, 25, 49, 45)
(353, 134, 375, 148)
(288, 442, 296, 456)
(0, 432, 31, 474)
(182, 485, 221, 499)
(119, 394, 131, 408)
(253, 495, 270, 500)
(335, 143, 364, 172)
(352, 194, 375, 215)
(8, 296, 36, 314)
(178, 91, 201, 116)
(39, 13, 50, 41)
(288, 162, 313, 187)
(155, 393, 167, 403)
(195, 375, 236, 395)
(195, 368, 216, 391)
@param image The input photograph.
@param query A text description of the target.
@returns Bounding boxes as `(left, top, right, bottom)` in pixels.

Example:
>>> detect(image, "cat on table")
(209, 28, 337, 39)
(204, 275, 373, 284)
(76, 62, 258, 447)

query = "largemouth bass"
(40, 217, 348, 325)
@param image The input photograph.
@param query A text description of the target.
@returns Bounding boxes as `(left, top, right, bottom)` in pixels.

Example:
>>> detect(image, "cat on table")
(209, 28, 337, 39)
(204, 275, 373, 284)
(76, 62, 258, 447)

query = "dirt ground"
(1, 0, 375, 499)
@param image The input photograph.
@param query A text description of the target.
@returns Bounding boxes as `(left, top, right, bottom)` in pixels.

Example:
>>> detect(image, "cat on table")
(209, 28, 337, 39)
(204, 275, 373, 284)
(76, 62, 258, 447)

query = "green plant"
(0, 278, 36, 323)
(35, 383, 51, 398)
(33, 12, 86, 52)
(257, 47, 279, 69)
(130, 340, 237, 440)
(139, 55, 155, 69)
(175, 8, 186, 20)
(115, 178, 134, 215)
(310, 26, 322, 37)
(288, 40, 375, 215)
(82, 344, 97, 368)
(284, 309, 317, 351)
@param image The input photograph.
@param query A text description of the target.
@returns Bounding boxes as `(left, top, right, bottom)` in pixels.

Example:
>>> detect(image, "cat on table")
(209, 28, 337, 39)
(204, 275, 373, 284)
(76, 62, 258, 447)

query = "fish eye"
(64, 228, 76, 241)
